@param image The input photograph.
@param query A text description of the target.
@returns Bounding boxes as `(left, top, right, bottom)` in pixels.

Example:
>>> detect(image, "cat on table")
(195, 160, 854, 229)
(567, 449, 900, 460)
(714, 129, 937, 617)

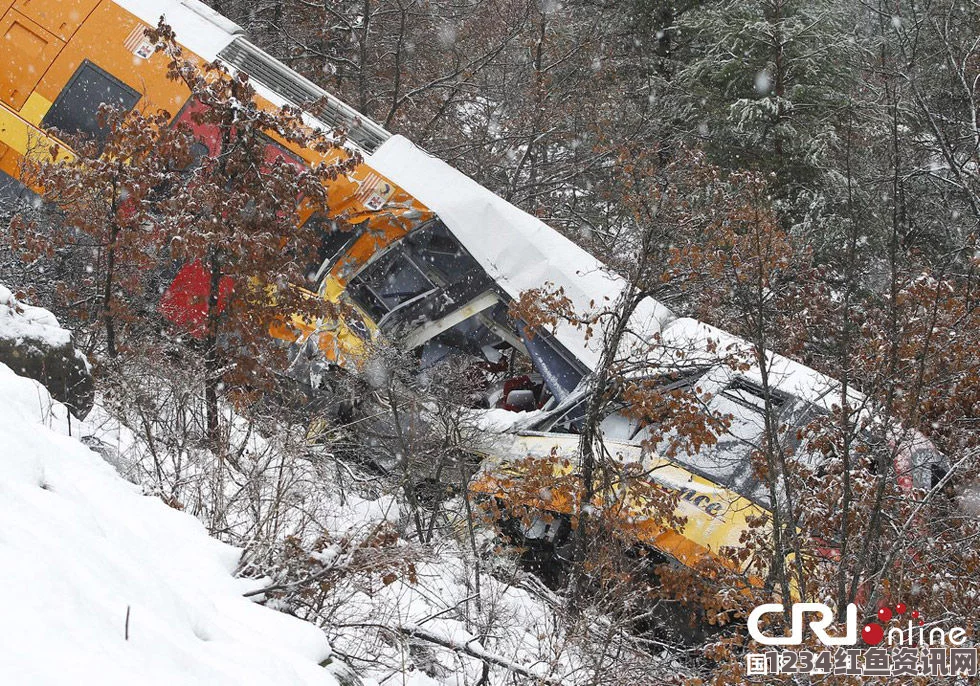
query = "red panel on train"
(160, 260, 234, 337)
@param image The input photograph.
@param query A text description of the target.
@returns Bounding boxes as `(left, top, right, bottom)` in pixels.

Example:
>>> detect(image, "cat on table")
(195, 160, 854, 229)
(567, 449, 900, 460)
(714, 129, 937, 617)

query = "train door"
(0, 7, 63, 109)
(12, 0, 100, 41)
(40, 59, 141, 142)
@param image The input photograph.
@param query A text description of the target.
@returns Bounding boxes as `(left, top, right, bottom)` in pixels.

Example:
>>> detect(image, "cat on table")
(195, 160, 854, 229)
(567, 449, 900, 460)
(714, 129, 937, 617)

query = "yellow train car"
(0, 0, 433, 363)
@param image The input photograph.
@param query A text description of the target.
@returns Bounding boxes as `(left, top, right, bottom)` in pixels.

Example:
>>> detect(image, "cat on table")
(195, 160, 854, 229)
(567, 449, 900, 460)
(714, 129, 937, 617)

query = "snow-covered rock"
(0, 285, 93, 417)
(0, 362, 340, 685)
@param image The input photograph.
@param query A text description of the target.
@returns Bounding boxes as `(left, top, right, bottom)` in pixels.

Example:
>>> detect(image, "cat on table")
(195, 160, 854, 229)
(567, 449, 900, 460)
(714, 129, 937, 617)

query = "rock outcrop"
(0, 285, 93, 417)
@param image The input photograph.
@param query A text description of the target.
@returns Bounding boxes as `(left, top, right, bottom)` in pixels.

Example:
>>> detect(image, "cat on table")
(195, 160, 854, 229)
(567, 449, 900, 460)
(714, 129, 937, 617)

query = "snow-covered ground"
(78, 388, 679, 684)
(0, 363, 349, 685)
(0, 289, 345, 685)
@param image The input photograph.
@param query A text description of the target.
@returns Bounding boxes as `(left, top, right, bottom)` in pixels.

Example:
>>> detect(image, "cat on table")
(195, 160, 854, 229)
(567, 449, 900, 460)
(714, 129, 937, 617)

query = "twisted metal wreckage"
(0, 0, 948, 592)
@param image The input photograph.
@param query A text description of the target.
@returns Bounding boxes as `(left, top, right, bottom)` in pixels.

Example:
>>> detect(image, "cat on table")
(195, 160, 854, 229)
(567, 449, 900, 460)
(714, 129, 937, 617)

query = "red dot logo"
(862, 623, 885, 645)
(895, 602, 907, 615)
(878, 607, 893, 622)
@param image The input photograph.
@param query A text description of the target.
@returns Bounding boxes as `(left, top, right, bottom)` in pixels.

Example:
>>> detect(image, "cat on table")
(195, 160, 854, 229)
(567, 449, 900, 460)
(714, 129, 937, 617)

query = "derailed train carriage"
(325, 137, 949, 585)
(0, 0, 947, 590)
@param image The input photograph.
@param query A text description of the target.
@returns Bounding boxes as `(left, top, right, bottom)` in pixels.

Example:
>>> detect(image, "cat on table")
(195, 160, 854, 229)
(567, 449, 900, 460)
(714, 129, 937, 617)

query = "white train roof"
(656, 317, 864, 414)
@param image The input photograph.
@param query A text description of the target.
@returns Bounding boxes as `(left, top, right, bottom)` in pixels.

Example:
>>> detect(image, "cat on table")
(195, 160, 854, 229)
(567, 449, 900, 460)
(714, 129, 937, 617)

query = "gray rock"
(0, 336, 94, 418)
(0, 285, 93, 418)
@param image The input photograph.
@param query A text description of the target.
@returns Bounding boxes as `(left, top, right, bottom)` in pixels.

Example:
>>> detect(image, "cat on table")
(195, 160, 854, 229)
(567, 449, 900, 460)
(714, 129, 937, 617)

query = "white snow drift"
(0, 303, 339, 685)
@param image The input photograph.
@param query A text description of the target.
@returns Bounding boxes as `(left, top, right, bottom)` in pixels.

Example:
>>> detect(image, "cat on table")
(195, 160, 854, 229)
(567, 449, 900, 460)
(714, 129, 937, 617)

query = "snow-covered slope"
(0, 361, 339, 685)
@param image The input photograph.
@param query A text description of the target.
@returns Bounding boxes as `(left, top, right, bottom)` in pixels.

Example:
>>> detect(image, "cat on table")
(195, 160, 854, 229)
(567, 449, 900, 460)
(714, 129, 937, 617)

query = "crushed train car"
(466, 318, 948, 588)
(339, 139, 948, 583)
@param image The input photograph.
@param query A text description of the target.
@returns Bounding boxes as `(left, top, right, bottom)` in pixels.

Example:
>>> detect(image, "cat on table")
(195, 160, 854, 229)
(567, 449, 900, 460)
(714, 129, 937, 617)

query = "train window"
(302, 215, 365, 283)
(720, 377, 787, 414)
(371, 253, 434, 310)
(189, 142, 210, 166)
(0, 168, 39, 217)
(348, 248, 436, 322)
(41, 61, 140, 143)
(651, 366, 708, 394)
(405, 221, 475, 283)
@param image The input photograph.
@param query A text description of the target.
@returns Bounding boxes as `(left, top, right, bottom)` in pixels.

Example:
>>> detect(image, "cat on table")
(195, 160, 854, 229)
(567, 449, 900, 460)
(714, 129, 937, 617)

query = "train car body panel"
(14, 0, 102, 41)
(469, 431, 769, 577)
(0, 9, 64, 110)
(113, 0, 241, 61)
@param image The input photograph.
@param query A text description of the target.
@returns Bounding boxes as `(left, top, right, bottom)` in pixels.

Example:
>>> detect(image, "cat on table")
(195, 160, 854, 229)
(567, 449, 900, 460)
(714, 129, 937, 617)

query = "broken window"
(302, 215, 365, 284)
(348, 248, 437, 322)
(533, 396, 587, 434)
(720, 377, 787, 415)
(404, 220, 475, 284)
(349, 220, 496, 337)
(611, 367, 711, 443)
(423, 309, 511, 366)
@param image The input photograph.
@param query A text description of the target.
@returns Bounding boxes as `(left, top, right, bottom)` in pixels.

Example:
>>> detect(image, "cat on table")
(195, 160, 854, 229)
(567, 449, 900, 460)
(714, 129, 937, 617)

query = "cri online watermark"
(745, 601, 975, 677)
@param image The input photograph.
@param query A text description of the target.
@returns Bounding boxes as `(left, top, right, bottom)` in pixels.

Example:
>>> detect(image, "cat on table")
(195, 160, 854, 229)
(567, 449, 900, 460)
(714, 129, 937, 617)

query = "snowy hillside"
(0, 366, 340, 684)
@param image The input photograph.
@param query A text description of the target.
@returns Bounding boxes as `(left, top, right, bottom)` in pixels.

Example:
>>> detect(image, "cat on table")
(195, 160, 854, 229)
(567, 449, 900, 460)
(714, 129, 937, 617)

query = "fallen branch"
(398, 624, 560, 685)
(345, 622, 560, 684)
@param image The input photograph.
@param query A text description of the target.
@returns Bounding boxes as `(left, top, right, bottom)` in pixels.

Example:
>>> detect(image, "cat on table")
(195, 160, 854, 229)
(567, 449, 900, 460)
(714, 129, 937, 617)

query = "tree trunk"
(568, 286, 643, 607)
(205, 249, 223, 454)
(103, 224, 120, 358)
